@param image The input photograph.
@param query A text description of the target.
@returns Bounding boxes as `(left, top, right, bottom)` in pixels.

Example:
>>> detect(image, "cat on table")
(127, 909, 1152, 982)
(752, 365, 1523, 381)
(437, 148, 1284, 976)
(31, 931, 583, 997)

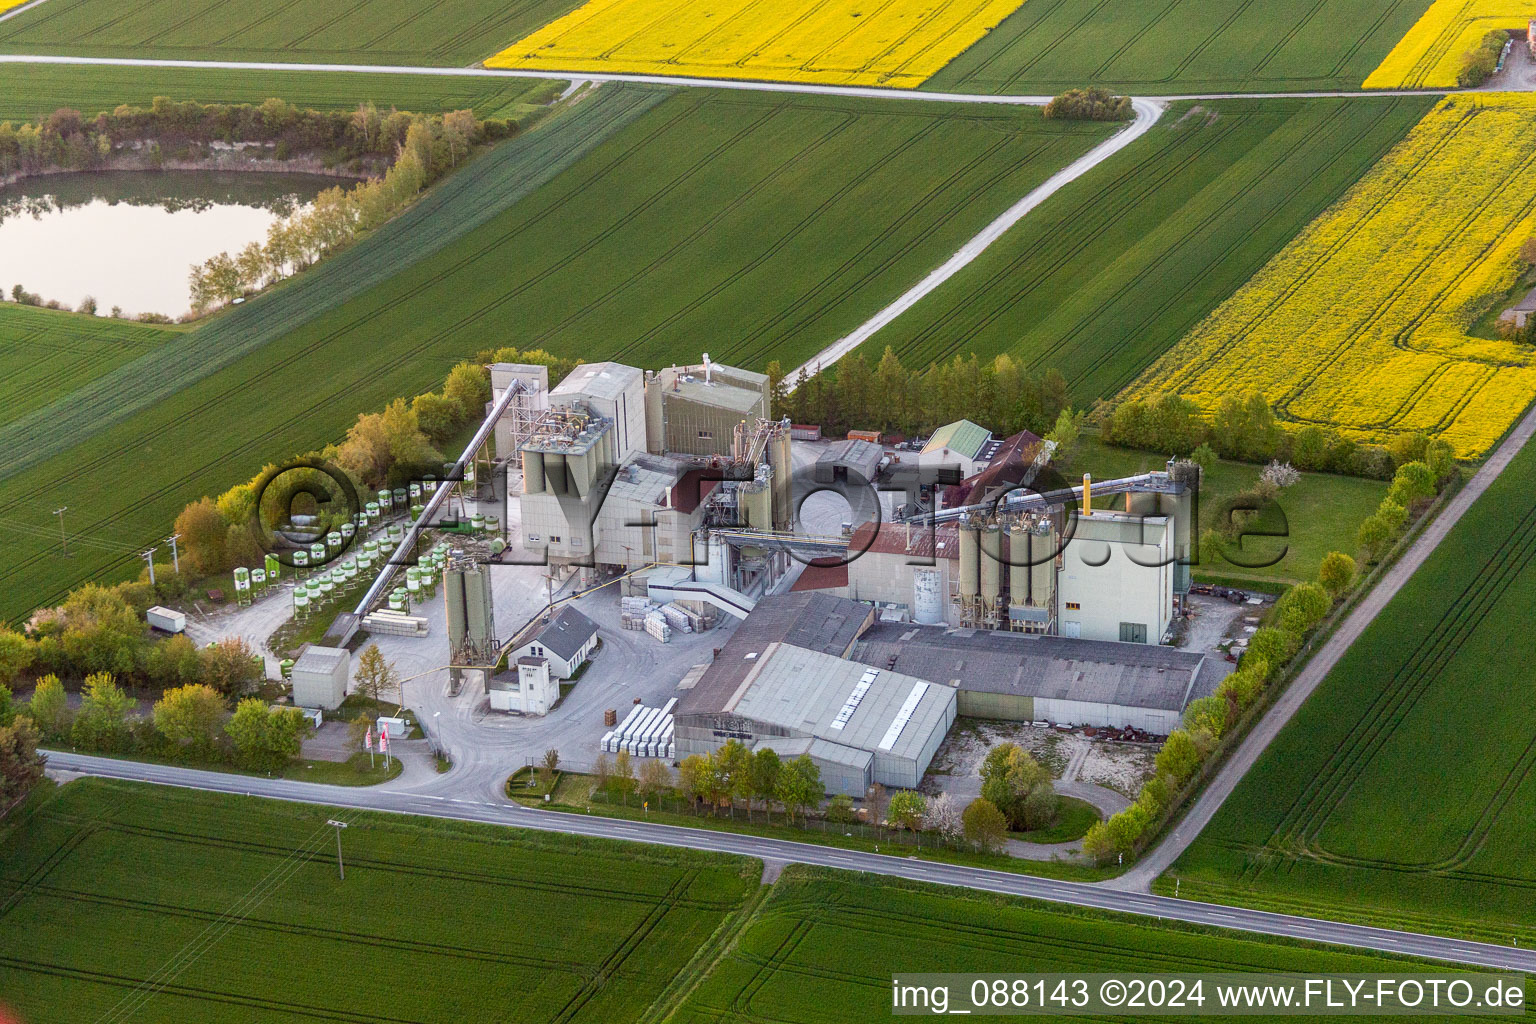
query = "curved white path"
(785, 97, 1164, 385)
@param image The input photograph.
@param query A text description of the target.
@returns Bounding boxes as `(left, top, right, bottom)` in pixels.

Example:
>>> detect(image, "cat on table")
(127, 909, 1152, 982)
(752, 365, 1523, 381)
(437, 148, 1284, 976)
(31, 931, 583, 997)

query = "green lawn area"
(0, 82, 667, 623)
(927, 0, 1434, 94)
(0, 779, 757, 1023)
(0, 0, 580, 65)
(863, 96, 1432, 407)
(671, 867, 1510, 1024)
(0, 304, 177, 430)
(1072, 435, 1387, 586)
(0, 88, 1113, 623)
(0, 64, 565, 121)
(1162, 438, 1536, 944)
(513, 772, 1110, 881)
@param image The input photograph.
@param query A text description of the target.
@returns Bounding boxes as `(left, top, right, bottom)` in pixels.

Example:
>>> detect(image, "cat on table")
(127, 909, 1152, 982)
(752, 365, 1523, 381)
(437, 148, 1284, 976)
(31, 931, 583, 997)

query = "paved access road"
(47, 751, 1536, 973)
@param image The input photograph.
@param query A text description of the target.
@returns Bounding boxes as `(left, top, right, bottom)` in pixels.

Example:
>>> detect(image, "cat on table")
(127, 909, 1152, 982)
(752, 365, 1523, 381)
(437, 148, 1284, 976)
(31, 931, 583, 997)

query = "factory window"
(698, 430, 713, 440)
(531, 645, 543, 656)
(1066, 602, 1081, 611)
(549, 535, 562, 544)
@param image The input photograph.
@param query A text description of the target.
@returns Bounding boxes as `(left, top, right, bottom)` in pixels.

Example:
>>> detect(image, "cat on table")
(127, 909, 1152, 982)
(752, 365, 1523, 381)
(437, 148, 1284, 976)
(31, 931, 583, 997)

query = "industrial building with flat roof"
(850, 621, 1226, 734)
(674, 593, 956, 794)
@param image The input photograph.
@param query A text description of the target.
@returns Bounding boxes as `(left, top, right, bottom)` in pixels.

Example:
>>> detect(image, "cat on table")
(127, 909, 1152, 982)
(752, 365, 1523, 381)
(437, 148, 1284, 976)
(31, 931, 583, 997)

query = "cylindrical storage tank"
(470, 513, 486, 533)
(1030, 523, 1057, 608)
(768, 431, 792, 530)
(1009, 525, 1029, 607)
(233, 566, 250, 589)
(252, 568, 267, 588)
(357, 553, 374, 573)
(392, 488, 407, 509)
(958, 525, 980, 600)
(388, 524, 404, 543)
(490, 538, 507, 556)
(409, 483, 422, 502)
(388, 593, 405, 611)
(485, 514, 500, 534)
(365, 501, 380, 523)
(319, 579, 335, 598)
(265, 553, 280, 580)
(354, 512, 367, 530)
(424, 475, 437, 495)
(309, 542, 325, 564)
(326, 531, 342, 554)
(341, 522, 356, 541)
(293, 549, 309, 571)
(464, 462, 476, 486)
(980, 525, 1002, 606)
(411, 504, 425, 519)
(378, 489, 392, 511)
(280, 658, 294, 679)
(306, 583, 322, 600)
(912, 566, 944, 625)
(293, 591, 310, 615)
(407, 577, 421, 600)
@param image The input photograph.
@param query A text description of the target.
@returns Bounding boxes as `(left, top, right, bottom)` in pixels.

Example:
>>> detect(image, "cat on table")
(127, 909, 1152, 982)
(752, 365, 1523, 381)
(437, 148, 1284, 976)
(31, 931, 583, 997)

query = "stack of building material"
(644, 610, 672, 643)
(598, 698, 677, 758)
(621, 595, 653, 631)
(363, 608, 429, 636)
(660, 602, 700, 633)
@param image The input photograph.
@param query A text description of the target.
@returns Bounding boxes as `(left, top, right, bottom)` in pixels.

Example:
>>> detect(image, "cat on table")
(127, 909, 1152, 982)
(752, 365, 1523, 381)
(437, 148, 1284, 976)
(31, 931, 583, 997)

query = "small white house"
(488, 657, 561, 715)
(510, 607, 599, 680)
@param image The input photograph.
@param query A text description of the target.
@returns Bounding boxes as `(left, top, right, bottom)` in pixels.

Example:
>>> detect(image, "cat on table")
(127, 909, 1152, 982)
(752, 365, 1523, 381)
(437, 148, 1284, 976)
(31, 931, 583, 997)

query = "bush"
(1275, 582, 1331, 634)
(1043, 87, 1133, 121)
(1154, 730, 1202, 787)
(1247, 627, 1299, 670)
(961, 797, 1008, 853)
(1318, 551, 1356, 600)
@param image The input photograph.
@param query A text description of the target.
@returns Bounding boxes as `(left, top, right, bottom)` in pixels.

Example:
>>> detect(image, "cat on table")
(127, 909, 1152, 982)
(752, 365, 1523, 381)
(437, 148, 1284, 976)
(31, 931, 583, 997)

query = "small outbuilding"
(1499, 285, 1536, 330)
(290, 646, 350, 711)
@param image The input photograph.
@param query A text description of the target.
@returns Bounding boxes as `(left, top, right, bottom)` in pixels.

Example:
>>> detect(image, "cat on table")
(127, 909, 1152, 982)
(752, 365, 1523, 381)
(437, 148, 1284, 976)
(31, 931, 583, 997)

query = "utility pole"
(326, 820, 348, 880)
(53, 507, 68, 557)
(165, 533, 182, 573)
(140, 547, 158, 586)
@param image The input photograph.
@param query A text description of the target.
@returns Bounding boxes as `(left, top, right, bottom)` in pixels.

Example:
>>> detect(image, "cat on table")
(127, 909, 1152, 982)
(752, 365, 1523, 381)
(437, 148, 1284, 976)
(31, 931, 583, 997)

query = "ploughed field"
(0, 87, 1114, 623)
(0, 0, 582, 65)
(1165, 436, 1536, 944)
(923, 0, 1436, 95)
(0, 781, 757, 1023)
(861, 97, 1432, 407)
(1128, 95, 1536, 458)
(670, 867, 1511, 1023)
(486, 0, 1026, 88)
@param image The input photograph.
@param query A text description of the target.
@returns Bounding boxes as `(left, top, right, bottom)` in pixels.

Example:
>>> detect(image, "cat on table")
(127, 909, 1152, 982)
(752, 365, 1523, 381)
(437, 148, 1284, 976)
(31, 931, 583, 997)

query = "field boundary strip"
(0, 0, 53, 24)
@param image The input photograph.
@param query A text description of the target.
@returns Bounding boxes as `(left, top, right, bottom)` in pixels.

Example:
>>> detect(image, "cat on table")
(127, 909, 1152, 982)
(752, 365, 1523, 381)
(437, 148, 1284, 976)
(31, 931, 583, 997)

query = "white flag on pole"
(365, 725, 374, 752)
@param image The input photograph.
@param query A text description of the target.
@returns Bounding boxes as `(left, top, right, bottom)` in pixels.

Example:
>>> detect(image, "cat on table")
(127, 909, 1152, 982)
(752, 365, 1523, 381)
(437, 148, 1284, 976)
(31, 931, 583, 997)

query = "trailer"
(789, 424, 822, 441)
(146, 605, 186, 634)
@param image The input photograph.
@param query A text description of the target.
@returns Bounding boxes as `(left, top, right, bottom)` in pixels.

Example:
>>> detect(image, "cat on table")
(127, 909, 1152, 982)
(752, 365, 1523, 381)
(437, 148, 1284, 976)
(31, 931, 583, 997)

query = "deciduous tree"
(888, 790, 927, 831)
(354, 644, 397, 703)
(153, 683, 225, 756)
(1318, 551, 1355, 600)
(961, 797, 1008, 854)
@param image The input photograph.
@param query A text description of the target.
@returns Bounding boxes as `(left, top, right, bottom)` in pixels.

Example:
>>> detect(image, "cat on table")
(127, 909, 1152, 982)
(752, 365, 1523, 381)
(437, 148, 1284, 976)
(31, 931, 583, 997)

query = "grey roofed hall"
(675, 592, 875, 716)
(726, 643, 952, 765)
(534, 606, 599, 663)
(292, 645, 349, 676)
(850, 622, 1209, 712)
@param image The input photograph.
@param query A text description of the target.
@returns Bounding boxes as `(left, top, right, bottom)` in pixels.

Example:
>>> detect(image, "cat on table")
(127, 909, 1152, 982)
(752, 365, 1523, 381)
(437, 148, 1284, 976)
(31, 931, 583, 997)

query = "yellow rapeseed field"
(1127, 96, 1536, 458)
(1364, 0, 1535, 88)
(0, 0, 36, 12)
(485, 0, 1028, 88)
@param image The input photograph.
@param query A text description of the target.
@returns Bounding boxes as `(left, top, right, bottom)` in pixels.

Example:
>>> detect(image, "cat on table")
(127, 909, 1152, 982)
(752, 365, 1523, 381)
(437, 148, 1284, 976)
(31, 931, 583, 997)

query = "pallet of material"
(362, 609, 429, 636)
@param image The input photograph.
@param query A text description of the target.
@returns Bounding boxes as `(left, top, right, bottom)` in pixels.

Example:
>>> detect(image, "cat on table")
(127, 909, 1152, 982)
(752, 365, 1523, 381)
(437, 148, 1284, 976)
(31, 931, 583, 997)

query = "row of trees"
(1459, 30, 1509, 88)
(580, 739, 1061, 857)
(20, 673, 307, 771)
(0, 707, 45, 812)
(188, 109, 489, 315)
(1356, 453, 1449, 562)
(0, 584, 260, 694)
(1082, 549, 1361, 863)
(772, 347, 1078, 443)
(1104, 391, 1457, 479)
(0, 98, 526, 183)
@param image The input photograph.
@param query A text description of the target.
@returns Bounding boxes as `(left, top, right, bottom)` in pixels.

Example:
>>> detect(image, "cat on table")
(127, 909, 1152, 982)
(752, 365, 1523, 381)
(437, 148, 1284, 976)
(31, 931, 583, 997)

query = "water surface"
(0, 170, 339, 319)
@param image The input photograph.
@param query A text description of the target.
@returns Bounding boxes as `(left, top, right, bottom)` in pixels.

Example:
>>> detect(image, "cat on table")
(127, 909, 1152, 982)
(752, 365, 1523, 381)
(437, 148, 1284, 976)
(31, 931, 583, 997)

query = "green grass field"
(1163, 438, 1536, 943)
(0, 780, 757, 1023)
(0, 0, 579, 65)
(0, 64, 566, 121)
(0, 305, 177, 431)
(926, 0, 1434, 94)
(862, 96, 1433, 406)
(671, 867, 1508, 1024)
(1072, 436, 1388, 586)
(0, 88, 1114, 622)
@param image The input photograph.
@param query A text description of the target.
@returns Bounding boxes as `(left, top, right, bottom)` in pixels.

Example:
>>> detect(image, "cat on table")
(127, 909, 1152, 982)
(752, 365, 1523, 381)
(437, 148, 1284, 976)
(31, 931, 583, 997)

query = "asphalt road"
(46, 750, 1536, 973)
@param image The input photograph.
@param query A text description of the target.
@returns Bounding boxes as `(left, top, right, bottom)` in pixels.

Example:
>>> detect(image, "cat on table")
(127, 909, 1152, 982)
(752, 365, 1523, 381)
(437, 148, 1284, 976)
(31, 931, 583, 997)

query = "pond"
(0, 170, 343, 320)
